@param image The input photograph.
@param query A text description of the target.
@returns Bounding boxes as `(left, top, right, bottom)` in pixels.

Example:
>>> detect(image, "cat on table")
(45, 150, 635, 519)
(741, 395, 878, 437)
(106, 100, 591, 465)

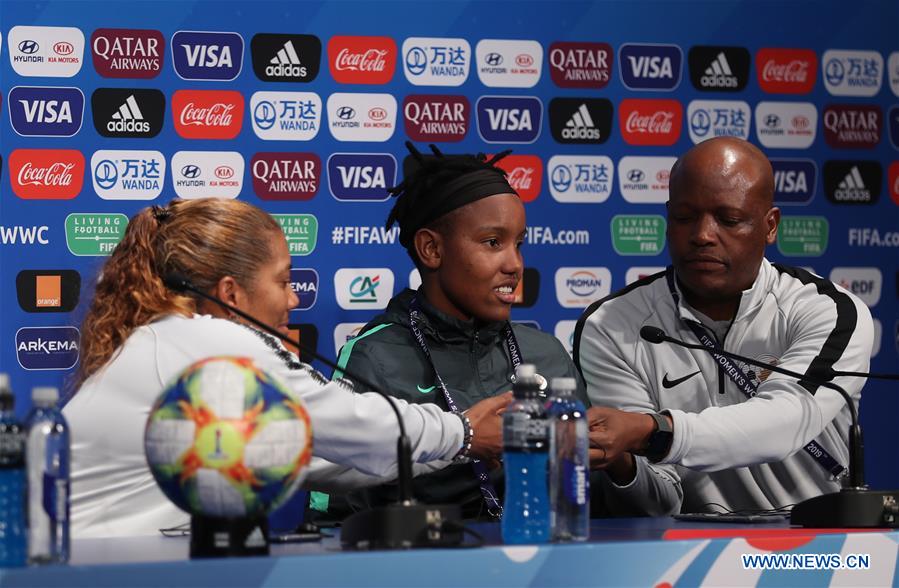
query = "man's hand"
(465, 391, 513, 461)
(586, 407, 657, 483)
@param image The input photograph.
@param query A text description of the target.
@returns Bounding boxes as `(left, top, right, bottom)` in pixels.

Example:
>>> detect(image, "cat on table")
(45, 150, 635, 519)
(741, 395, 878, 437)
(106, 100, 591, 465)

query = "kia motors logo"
(171, 30, 243, 81)
(492, 154, 542, 202)
(755, 48, 816, 94)
(548, 155, 614, 204)
(16, 326, 80, 371)
(618, 98, 682, 146)
(823, 104, 882, 149)
(171, 151, 244, 199)
(252, 152, 320, 201)
(403, 94, 470, 142)
(771, 159, 817, 205)
(90, 150, 165, 200)
(548, 41, 613, 89)
(475, 96, 542, 143)
(334, 268, 395, 310)
(327, 153, 396, 202)
(829, 267, 882, 307)
(688, 46, 751, 92)
(369, 107, 387, 121)
(822, 50, 883, 97)
(9, 149, 84, 200)
(476, 39, 543, 88)
(548, 97, 613, 144)
(289, 268, 319, 311)
(327, 93, 397, 142)
(8, 86, 84, 137)
(618, 156, 676, 203)
(619, 43, 683, 91)
(172, 89, 244, 139)
(251, 33, 321, 82)
(554, 267, 611, 308)
(9, 26, 85, 77)
(823, 160, 881, 204)
(91, 88, 165, 138)
(327, 36, 396, 84)
(16, 270, 81, 313)
(687, 100, 751, 143)
(249, 91, 321, 141)
(91, 28, 164, 78)
(754, 101, 817, 148)
(402, 37, 471, 86)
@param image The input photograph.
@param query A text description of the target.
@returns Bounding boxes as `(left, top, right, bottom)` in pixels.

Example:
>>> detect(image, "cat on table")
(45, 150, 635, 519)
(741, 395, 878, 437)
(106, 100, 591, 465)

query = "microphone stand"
(164, 273, 465, 549)
(640, 326, 898, 528)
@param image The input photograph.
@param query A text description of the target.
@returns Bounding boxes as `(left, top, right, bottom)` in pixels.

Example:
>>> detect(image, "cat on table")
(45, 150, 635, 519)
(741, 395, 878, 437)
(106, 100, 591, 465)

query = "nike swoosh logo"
(417, 385, 435, 394)
(662, 371, 701, 389)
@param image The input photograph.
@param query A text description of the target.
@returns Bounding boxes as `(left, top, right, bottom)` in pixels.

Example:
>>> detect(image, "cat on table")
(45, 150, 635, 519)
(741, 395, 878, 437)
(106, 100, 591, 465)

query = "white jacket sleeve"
(577, 316, 683, 516)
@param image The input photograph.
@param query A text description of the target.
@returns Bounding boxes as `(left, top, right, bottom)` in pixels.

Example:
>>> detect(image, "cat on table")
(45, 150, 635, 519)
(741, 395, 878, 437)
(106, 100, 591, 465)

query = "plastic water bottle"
(501, 364, 550, 544)
(0, 375, 27, 567)
(25, 387, 70, 564)
(547, 377, 590, 541)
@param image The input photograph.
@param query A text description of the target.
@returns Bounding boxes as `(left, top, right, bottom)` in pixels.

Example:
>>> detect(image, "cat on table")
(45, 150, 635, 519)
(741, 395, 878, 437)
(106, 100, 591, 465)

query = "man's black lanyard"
(408, 296, 522, 518)
(665, 267, 845, 480)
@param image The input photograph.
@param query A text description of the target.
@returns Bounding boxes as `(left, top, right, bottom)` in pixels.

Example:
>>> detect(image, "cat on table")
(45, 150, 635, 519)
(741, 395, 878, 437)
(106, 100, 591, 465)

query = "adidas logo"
(835, 166, 871, 201)
(701, 52, 738, 88)
(266, 40, 308, 77)
(107, 95, 150, 133)
(561, 103, 600, 140)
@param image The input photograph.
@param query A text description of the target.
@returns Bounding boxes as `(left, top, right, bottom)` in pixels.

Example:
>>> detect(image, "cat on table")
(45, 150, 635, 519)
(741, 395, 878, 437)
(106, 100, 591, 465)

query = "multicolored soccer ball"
(144, 356, 313, 519)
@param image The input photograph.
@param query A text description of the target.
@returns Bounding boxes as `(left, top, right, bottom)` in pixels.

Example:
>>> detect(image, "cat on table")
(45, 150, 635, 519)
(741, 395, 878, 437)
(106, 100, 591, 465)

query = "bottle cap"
(550, 377, 577, 393)
(32, 386, 59, 406)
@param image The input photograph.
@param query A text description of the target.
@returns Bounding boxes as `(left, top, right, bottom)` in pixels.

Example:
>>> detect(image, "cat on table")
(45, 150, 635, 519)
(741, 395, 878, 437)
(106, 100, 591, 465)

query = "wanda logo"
(172, 90, 244, 139)
(516, 54, 534, 67)
(215, 166, 234, 179)
(54, 42, 74, 55)
(369, 107, 387, 121)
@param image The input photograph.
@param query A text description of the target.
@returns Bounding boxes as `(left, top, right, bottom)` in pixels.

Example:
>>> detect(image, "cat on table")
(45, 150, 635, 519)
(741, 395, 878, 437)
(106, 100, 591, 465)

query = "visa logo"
(485, 107, 533, 131)
(9, 86, 84, 137)
(774, 170, 809, 193)
(172, 31, 243, 81)
(182, 43, 233, 68)
(21, 99, 73, 123)
(328, 153, 396, 201)
(337, 165, 387, 189)
(771, 159, 816, 205)
(626, 56, 674, 79)
(476, 96, 542, 143)
(619, 44, 683, 90)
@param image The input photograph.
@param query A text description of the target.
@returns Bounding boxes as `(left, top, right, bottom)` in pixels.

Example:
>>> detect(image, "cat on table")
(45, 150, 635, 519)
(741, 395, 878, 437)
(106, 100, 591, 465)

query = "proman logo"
(9, 149, 84, 200)
(16, 270, 81, 313)
(554, 267, 611, 308)
(334, 268, 394, 310)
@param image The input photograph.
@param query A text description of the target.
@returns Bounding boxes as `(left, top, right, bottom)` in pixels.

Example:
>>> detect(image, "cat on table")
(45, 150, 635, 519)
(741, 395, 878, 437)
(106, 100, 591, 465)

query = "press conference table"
(1, 518, 897, 587)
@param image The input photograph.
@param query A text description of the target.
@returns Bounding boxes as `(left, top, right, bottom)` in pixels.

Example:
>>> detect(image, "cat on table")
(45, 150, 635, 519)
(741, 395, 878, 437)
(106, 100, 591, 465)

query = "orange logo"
(172, 89, 244, 139)
(9, 149, 84, 200)
(36, 275, 62, 308)
(327, 36, 396, 84)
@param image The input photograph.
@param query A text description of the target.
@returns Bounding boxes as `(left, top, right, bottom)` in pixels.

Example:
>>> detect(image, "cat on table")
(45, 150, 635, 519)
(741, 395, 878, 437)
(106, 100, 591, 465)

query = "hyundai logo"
(627, 169, 645, 183)
(405, 47, 427, 76)
(550, 165, 572, 192)
(825, 59, 845, 86)
(18, 39, 39, 54)
(485, 52, 503, 66)
(764, 114, 781, 128)
(336, 106, 356, 120)
(94, 160, 118, 190)
(181, 165, 201, 179)
(253, 100, 277, 130)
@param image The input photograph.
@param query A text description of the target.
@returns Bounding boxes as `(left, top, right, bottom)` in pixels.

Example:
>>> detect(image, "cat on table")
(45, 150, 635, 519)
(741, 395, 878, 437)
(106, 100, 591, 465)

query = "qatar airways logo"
(252, 153, 320, 201)
(548, 41, 613, 89)
(756, 49, 816, 94)
(823, 104, 881, 149)
(619, 98, 682, 146)
(328, 36, 396, 84)
(172, 90, 243, 139)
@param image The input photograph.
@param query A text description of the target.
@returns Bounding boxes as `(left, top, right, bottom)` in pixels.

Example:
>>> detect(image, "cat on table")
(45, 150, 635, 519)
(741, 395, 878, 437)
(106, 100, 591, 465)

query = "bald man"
(575, 137, 873, 516)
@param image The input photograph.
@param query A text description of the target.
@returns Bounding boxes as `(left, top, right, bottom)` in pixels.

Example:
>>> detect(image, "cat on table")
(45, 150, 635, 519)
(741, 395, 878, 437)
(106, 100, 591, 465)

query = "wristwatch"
(642, 412, 673, 463)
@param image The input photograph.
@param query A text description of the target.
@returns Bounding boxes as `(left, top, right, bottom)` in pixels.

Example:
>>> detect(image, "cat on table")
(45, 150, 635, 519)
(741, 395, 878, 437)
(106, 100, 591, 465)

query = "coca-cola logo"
(251, 152, 321, 201)
(54, 42, 74, 55)
(9, 149, 84, 200)
(369, 107, 387, 121)
(327, 36, 396, 84)
(172, 90, 244, 140)
(492, 154, 542, 202)
(215, 165, 234, 179)
(619, 98, 683, 146)
(516, 53, 534, 67)
(755, 48, 817, 94)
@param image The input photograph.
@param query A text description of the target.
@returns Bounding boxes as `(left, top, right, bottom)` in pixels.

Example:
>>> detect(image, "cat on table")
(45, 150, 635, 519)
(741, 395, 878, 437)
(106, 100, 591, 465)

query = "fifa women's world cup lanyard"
(408, 296, 525, 519)
(664, 267, 845, 480)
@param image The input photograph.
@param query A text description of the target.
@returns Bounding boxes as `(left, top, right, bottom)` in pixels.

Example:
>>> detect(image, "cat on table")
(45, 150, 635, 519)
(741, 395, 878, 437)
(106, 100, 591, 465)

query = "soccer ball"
(144, 356, 313, 519)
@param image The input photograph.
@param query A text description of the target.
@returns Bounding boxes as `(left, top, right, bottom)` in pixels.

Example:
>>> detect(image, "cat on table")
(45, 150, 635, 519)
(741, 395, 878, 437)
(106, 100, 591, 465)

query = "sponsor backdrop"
(1, 0, 897, 488)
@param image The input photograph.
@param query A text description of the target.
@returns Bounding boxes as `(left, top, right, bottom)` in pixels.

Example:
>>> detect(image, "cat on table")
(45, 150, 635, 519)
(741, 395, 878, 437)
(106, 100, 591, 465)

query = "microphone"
(164, 272, 466, 548)
(640, 325, 898, 528)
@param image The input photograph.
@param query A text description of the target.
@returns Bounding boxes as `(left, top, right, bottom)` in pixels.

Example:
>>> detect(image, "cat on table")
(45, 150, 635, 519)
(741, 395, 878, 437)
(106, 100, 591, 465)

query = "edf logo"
(171, 31, 243, 81)
(16, 326, 80, 370)
(290, 268, 319, 311)
(9, 86, 84, 137)
(475, 96, 542, 143)
(327, 153, 396, 201)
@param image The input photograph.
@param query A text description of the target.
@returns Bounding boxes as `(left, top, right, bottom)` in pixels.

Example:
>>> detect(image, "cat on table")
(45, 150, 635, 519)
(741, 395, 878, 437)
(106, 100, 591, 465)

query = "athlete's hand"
(465, 391, 513, 461)
(586, 407, 655, 473)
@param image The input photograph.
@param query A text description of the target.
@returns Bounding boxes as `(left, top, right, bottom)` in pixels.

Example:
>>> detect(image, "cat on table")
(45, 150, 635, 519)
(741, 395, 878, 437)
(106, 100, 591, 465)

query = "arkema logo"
(171, 151, 244, 199)
(9, 86, 84, 137)
(619, 43, 682, 91)
(91, 28, 164, 78)
(91, 150, 165, 200)
(548, 155, 614, 204)
(823, 160, 881, 205)
(289, 268, 319, 311)
(171, 31, 243, 81)
(476, 96, 542, 143)
(822, 50, 883, 97)
(829, 267, 882, 307)
(554, 267, 611, 308)
(402, 37, 471, 86)
(16, 326, 80, 370)
(250, 91, 321, 141)
(327, 153, 396, 201)
(334, 268, 394, 310)
(8, 26, 85, 77)
(687, 100, 751, 144)
(754, 101, 817, 149)
(549, 98, 613, 144)
(251, 33, 321, 82)
(771, 159, 817, 205)
(16, 270, 81, 313)
(688, 46, 751, 92)
(91, 88, 165, 138)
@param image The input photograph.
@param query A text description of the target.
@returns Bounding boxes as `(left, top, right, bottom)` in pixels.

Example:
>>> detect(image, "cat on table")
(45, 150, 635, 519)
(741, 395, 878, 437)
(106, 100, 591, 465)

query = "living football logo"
(171, 30, 243, 81)
(823, 104, 881, 149)
(171, 151, 244, 199)
(403, 95, 469, 142)
(8, 86, 84, 137)
(823, 160, 881, 204)
(327, 153, 396, 202)
(688, 46, 751, 92)
(687, 100, 751, 144)
(172, 89, 244, 140)
(754, 101, 817, 149)
(9, 149, 84, 200)
(249, 91, 321, 141)
(91, 28, 164, 78)
(251, 33, 321, 82)
(402, 37, 471, 86)
(91, 150, 165, 200)
(755, 48, 816, 94)
(64, 213, 128, 256)
(771, 159, 817, 205)
(822, 50, 883, 97)
(91, 88, 165, 138)
(549, 98, 613, 144)
(326, 93, 397, 142)
(618, 43, 682, 91)
(475, 39, 543, 88)
(548, 42, 613, 89)
(475, 96, 542, 143)
(8, 25, 85, 77)
(618, 99, 682, 146)
(16, 270, 81, 313)
(327, 36, 396, 84)
(251, 153, 320, 201)
(548, 155, 614, 204)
